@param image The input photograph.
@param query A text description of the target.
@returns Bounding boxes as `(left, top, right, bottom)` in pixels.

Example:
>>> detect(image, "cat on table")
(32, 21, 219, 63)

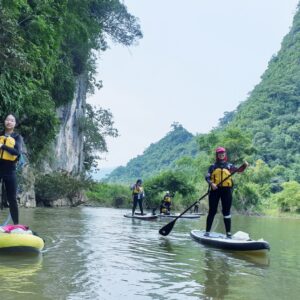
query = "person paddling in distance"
(0, 114, 23, 225)
(204, 147, 248, 238)
(131, 179, 145, 216)
(160, 191, 172, 215)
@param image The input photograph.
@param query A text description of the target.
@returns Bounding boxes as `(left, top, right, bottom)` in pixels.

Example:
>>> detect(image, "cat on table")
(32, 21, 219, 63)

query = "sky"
(88, 0, 299, 169)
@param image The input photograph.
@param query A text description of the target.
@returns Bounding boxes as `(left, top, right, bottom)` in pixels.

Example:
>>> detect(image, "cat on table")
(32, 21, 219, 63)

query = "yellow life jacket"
(133, 185, 143, 195)
(211, 167, 233, 187)
(164, 196, 171, 203)
(0, 135, 18, 161)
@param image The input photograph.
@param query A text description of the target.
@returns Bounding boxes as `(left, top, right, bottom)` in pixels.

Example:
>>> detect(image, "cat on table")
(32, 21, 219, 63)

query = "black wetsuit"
(205, 161, 237, 234)
(0, 132, 22, 224)
(132, 184, 144, 215)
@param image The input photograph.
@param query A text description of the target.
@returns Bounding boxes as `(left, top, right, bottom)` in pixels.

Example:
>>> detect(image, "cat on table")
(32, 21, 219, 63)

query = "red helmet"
(215, 147, 227, 161)
(216, 147, 226, 153)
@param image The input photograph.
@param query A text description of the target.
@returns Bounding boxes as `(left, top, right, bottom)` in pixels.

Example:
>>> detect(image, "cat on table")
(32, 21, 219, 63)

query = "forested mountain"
(105, 4, 300, 215)
(105, 123, 199, 183)
(227, 5, 300, 172)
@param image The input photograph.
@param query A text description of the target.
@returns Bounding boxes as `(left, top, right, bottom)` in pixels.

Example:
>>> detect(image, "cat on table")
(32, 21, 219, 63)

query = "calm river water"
(0, 207, 299, 300)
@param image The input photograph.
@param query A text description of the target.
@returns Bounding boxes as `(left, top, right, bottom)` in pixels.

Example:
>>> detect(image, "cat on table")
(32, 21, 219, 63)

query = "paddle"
(158, 163, 246, 236)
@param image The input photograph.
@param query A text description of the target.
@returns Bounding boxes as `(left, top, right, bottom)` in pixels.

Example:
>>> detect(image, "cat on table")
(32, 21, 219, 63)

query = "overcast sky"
(88, 0, 299, 169)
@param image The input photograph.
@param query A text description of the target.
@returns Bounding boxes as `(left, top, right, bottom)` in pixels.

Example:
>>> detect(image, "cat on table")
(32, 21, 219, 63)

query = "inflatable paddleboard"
(190, 230, 270, 252)
(0, 225, 44, 253)
(159, 213, 201, 219)
(124, 213, 158, 220)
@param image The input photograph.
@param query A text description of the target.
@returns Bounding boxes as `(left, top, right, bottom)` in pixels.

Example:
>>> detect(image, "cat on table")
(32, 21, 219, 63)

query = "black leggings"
(206, 187, 232, 233)
(132, 195, 143, 215)
(0, 173, 19, 224)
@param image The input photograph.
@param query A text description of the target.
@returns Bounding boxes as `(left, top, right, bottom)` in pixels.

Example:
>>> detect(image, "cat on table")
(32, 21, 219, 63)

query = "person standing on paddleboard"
(131, 179, 145, 216)
(0, 114, 23, 224)
(204, 147, 248, 238)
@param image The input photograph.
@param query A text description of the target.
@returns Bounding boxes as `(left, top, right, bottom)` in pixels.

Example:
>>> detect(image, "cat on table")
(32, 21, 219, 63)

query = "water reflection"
(158, 238, 175, 253)
(202, 249, 231, 299)
(229, 251, 270, 267)
(0, 253, 43, 296)
(0, 208, 298, 300)
(190, 244, 270, 299)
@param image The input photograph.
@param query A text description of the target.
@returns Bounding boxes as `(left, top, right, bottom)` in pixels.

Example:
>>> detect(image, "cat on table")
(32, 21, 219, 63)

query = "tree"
(144, 170, 195, 208)
(81, 104, 118, 171)
(271, 181, 300, 212)
(0, 0, 142, 165)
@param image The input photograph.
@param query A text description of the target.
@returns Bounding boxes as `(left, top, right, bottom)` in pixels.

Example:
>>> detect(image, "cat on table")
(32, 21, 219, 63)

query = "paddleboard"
(0, 231, 44, 253)
(158, 213, 201, 219)
(124, 213, 158, 220)
(190, 230, 270, 252)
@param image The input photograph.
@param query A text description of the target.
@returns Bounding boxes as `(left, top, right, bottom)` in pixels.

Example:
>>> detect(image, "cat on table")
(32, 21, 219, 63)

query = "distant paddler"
(130, 179, 145, 215)
(160, 191, 172, 215)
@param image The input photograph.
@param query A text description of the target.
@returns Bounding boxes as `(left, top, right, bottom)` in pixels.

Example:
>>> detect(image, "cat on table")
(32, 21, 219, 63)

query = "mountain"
(105, 123, 199, 183)
(91, 167, 115, 181)
(227, 5, 300, 169)
(107, 4, 300, 184)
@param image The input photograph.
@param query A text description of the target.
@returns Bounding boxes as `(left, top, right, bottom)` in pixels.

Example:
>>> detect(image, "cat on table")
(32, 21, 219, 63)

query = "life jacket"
(164, 196, 171, 203)
(132, 184, 143, 195)
(0, 135, 18, 162)
(211, 164, 233, 187)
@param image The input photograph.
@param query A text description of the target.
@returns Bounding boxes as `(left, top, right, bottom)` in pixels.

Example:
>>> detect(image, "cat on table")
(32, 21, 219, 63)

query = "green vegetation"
(101, 5, 300, 215)
(2, 1, 300, 215)
(143, 170, 196, 210)
(0, 0, 142, 167)
(86, 182, 132, 208)
(35, 171, 90, 206)
(87, 170, 197, 211)
(81, 104, 119, 171)
(106, 123, 199, 183)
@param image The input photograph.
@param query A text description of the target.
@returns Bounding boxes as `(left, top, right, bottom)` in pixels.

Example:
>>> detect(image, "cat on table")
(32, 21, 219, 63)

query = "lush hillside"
(192, 4, 300, 213)
(105, 123, 199, 183)
(0, 0, 141, 167)
(225, 5, 300, 172)
(102, 4, 300, 214)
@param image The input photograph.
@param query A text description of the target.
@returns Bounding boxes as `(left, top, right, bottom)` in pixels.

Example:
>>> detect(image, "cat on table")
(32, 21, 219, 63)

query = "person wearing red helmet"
(204, 147, 248, 238)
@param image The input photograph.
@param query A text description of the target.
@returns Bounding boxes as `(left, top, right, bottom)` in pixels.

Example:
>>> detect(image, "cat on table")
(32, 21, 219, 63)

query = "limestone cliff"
(45, 74, 88, 175)
(18, 75, 88, 208)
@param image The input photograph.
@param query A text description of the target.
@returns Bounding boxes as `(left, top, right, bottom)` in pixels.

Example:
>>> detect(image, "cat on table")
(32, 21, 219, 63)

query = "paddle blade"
(159, 219, 176, 236)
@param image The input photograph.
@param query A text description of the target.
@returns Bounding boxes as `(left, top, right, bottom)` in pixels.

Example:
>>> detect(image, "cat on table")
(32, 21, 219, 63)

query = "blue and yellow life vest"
(132, 185, 144, 195)
(0, 135, 18, 162)
(211, 167, 233, 187)
(164, 196, 171, 203)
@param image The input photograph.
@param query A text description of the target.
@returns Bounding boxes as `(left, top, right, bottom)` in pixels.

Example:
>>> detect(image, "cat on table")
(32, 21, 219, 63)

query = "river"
(0, 207, 299, 300)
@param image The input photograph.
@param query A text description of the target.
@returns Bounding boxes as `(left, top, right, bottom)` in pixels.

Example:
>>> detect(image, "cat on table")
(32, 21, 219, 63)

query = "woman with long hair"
(0, 114, 23, 224)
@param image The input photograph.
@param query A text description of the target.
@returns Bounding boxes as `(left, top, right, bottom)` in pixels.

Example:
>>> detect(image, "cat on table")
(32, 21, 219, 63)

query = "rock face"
(46, 74, 87, 175)
(17, 164, 36, 208)
(18, 75, 88, 208)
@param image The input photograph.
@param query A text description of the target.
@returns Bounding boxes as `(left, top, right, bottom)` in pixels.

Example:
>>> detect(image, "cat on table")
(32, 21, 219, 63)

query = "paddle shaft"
(159, 164, 245, 236)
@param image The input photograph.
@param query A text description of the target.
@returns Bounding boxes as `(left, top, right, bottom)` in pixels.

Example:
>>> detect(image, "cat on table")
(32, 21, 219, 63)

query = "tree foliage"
(0, 0, 142, 167)
(271, 181, 300, 212)
(96, 5, 300, 215)
(86, 182, 132, 207)
(82, 104, 119, 171)
(106, 123, 199, 183)
(143, 170, 196, 209)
